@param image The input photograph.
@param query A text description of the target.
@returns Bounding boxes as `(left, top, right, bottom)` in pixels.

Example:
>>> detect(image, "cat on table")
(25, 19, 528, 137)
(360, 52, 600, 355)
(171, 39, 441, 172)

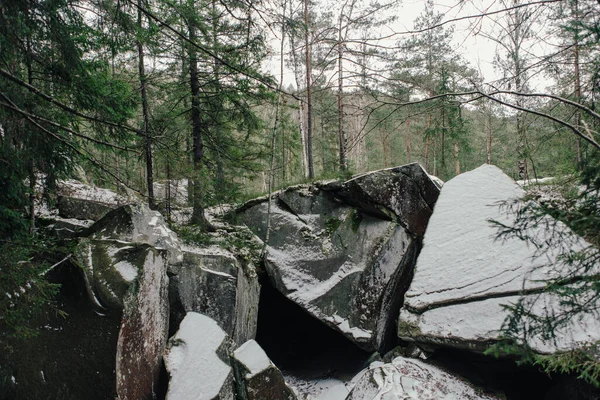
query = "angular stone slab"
(57, 179, 128, 221)
(331, 163, 440, 236)
(164, 312, 235, 400)
(75, 239, 150, 310)
(169, 246, 260, 346)
(239, 183, 418, 353)
(399, 164, 596, 353)
(115, 246, 169, 400)
(85, 203, 182, 264)
(232, 340, 296, 400)
(346, 357, 498, 399)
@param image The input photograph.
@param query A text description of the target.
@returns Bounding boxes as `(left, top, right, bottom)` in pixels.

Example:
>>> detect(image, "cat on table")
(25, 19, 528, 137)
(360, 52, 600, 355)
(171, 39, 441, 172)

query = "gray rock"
(75, 238, 151, 310)
(398, 164, 600, 354)
(330, 163, 440, 236)
(115, 245, 169, 400)
(346, 357, 498, 399)
(238, 167, 429, 352)
(57, 196, 116, 221)
(164, 312, 235, 400)
(169, 246, 260, 345)
(41, 216, 92, 239)
(232, 340, 296, 400)
(56, 179, 128, 221)
(85, 203, 183, 264)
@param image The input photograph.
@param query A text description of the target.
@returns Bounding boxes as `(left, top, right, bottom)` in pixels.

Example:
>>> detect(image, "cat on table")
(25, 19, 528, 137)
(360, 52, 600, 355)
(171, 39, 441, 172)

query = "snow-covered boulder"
(346, 357, 498, 399)
(237, 164, 439, 352)
(169, 246, 260, 345)
(239, 189, 420, 352)
(57, 179, 129, 220)
(232, 340, 296, 400)
(398, 164, 599, 353)
(115, 246, 169, 400)
(164, 312, 235, 400)
(85, 203, 183, 264)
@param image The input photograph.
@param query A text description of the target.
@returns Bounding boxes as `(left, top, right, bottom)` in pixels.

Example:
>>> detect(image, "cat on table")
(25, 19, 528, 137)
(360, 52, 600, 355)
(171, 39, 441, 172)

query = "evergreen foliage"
(488, 151, 600, 386)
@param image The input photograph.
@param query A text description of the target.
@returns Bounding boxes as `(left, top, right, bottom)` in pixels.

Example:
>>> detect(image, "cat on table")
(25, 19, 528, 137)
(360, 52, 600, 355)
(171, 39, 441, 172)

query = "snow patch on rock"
(164, 312, 233, 400)
(233, 339, 271, 379)
(346, 357, 497, 400)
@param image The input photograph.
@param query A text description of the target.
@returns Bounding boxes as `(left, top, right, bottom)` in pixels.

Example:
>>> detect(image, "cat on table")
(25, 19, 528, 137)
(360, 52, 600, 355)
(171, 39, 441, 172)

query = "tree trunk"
(304, 0, 314, 179)
(337, 15, 347, 172)
(406, 118, 411, 163)
(138, 0, 155, 210)
(453, 141, 460, 175)
(486, 102, 492, 164)
(573, 0, 583, 170)
(188, 13, 209, 229)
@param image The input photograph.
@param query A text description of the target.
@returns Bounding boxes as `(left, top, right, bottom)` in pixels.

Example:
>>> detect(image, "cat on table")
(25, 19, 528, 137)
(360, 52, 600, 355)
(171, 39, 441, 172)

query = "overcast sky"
(266, 0, 553, 91)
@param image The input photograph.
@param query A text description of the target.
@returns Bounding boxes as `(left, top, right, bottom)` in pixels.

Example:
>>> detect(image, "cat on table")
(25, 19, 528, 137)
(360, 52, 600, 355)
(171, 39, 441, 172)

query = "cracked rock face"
(399, 164, 599, 354)
(238, 164, 439, 353)
(85, 203, 183, 264)
(115, 246, 169, 400)
(346, 356, 498, 400)
(169, 246, 260, 346)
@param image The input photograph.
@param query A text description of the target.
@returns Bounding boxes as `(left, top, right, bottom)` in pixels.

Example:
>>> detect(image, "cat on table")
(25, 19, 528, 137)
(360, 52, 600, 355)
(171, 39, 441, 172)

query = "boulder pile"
(5, 163, 599, 400)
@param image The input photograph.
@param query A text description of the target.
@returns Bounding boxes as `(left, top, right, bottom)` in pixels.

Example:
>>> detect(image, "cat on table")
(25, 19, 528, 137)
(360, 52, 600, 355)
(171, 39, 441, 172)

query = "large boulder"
(238, 164, 439, 353)
(75, 239, 152, 310)
(164, 312, 235, 400)
(232, 339, 296, 400)
(346, 357, 498, 399)
(85, 203, 183, 264)
(169, 246, 260, 345)
(70, 204, 174, 400)
(398, 164, 600, 353)
(115, 245, 169, 400)
(57, 179, 129, 221)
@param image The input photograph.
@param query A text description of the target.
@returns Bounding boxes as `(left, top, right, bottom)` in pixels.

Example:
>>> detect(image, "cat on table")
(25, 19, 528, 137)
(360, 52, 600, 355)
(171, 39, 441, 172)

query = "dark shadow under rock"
(255, 276, 370, 382)
(428, 347, 600, 400)
(0, 262, 121, 400)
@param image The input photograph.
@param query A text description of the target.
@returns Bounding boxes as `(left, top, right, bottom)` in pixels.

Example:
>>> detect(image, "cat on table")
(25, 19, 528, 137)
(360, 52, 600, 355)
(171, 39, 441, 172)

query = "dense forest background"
(2, 0, 599, 225)
(1, 0, 600, 355)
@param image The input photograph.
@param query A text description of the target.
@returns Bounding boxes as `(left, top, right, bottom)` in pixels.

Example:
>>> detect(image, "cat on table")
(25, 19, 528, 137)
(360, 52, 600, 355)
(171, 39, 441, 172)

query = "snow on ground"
(284, 374, 352, 400)
(282, 360, 371, 400)
(516, 177, 555, 186)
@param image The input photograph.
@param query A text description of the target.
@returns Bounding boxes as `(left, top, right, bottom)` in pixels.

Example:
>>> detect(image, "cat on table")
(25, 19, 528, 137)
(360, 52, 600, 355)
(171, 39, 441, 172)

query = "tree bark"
(188, 10, 208, 228)
(406, 118, 411, 163)
(304, 0, 314, 179)
(337, 12, 348, 172)
(453, 141, 460, 175)
(573, 0, 583, 170)
(137, 0, 155, 210)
